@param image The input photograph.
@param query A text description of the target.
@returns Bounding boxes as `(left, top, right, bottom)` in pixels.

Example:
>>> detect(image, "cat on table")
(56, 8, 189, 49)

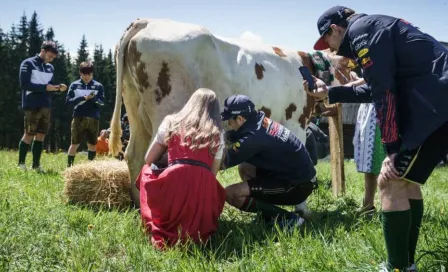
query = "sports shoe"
(294, 200, 312, 220)
(251, 214, 273, 225)
(378, 262, 407, 272)
(378, 263, 389, 272)
(276, 214, 305, 232)
(407, 264, 417, 272)
(32, 166, 46, 174)
(356, 206, 376, 217)
(18, 164, 27, 171)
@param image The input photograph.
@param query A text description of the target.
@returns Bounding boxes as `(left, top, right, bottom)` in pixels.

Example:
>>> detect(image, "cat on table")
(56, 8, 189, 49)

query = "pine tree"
(2, 24, 24, 148)
(63, 51, 75, 149)
(92, 44, 108, 129)
(101, 49, 117, 129)
(93, 44, 105, 76)
(66, 52, 74, 84)
(45, 27, 55, 41)
(49, 43, 72, 151)
(76, 34, 89, 65)
(73, 34, 89, 80)
(0, 28, 4, 45)
(17, 12, 28, 58)
(9, 24, 18, 48)
(105, 49, 116, 100)
(93, 44, 107, 85)
(28, 11, 44, 56)
(0, 28, 8, 147)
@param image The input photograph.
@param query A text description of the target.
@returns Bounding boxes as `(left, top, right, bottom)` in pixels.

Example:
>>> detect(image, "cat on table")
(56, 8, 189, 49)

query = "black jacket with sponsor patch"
(19, 55, 55, 109)
(223, 111, 316, 184)
(328, 84, 371, 104)
(66, 79, 105, 120)
(337, 14, 448, 154)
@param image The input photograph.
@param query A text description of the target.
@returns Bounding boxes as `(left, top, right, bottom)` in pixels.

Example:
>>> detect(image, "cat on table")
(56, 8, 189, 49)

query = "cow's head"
(323, 49, 358, 86)
(299, 49, 357, 87)
(297, 49, 358, 125)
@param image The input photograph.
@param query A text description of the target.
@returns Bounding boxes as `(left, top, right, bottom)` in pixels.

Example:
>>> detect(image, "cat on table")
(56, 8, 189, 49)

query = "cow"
(108, 18, 355, 207)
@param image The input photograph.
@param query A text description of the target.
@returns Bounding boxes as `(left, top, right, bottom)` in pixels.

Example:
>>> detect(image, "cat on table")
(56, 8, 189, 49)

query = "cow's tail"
(109, 19, 149, 156)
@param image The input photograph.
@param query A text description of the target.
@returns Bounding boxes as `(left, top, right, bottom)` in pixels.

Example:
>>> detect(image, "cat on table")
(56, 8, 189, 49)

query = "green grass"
(1, 150, 447, 272)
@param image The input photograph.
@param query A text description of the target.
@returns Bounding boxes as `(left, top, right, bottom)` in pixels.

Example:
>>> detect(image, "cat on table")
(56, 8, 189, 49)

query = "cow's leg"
(122, 80, 152, 208)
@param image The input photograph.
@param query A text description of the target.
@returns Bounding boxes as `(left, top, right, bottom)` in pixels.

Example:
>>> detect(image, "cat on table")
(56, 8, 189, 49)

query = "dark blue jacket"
(224, 111, 316, 184)
(328, 84, 372, 104)
(66, 79, 105, 120)
(19, 55, 55, 109)
(337, 14, 448, 154)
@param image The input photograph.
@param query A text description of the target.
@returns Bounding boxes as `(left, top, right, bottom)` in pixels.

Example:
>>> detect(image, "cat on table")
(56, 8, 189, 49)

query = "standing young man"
(66, 61, 105, 167)
(18, 41, 67, 172)
(313, 6, 448, 271)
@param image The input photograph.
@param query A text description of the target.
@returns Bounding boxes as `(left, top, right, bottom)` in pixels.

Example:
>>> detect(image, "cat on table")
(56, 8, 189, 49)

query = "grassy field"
(1, 150, 447, 272)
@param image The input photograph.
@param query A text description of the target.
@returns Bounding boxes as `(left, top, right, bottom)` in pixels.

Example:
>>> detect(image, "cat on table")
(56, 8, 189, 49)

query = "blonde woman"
(135, 88, 227, 249)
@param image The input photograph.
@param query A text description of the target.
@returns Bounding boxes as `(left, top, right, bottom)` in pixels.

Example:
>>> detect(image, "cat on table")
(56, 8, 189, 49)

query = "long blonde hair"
(164, 88, 223, 154)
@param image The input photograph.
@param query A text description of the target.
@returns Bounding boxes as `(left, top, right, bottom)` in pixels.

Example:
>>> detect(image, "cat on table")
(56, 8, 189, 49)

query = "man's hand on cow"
(303, 76, 328, 101)
(380, 153, 401, 181)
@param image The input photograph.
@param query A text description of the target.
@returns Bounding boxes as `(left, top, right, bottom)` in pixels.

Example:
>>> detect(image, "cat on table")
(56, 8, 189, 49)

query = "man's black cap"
(314, 6, 351, 50)
(221, 94, 255, 121)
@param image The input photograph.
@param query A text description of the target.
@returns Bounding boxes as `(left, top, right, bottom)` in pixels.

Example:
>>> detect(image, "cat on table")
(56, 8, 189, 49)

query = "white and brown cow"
(108, 18, 354, 206)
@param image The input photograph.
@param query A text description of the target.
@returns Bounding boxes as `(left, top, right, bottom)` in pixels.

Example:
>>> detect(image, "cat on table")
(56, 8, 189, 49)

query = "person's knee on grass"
(225, 181, 293, 224)
(225, 182, 250, 209)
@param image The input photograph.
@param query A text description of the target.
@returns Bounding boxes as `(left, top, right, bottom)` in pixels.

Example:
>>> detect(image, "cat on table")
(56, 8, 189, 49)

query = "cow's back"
(123, 18, 313, 142)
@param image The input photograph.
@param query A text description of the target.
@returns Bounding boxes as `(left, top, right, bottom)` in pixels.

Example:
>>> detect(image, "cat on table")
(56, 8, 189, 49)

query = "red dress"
(136, 135, 227, 249)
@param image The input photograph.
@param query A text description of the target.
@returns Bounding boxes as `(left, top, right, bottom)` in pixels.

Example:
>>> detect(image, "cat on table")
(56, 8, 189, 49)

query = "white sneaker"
(378, 262, 387, 272)
(18, 164, 27, 171)
(378, 262, 395, 272)
(379, 262, 412, 272)
(294, 200, 312, 220)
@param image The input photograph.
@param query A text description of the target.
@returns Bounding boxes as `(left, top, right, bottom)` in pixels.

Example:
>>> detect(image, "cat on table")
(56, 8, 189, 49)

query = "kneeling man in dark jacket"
(221, 94, 317, 229)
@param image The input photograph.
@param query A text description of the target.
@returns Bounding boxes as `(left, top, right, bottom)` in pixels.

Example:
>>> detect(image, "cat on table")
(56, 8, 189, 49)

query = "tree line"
(0, 11, 118, 152)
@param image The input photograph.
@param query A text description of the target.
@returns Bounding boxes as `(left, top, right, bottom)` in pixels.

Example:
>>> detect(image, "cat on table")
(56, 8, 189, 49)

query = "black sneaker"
(356, 206, 376, 217)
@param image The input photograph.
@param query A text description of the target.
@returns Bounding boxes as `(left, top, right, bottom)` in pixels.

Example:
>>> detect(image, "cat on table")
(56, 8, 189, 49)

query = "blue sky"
(1, 0, 447, 58)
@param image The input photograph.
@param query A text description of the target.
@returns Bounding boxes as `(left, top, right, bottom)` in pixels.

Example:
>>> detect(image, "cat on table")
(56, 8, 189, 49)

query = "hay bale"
(63, 159, 132, 209)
